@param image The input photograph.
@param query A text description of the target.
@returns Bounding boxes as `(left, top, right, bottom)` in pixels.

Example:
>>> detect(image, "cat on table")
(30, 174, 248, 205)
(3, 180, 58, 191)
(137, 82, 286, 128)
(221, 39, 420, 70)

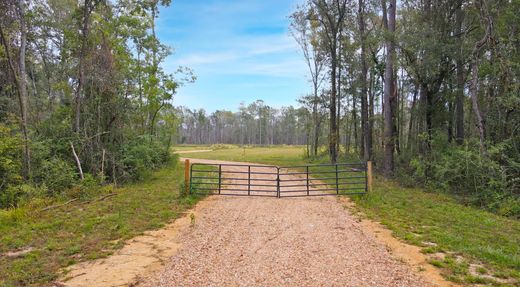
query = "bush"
(33, 158, 77, 196)
(0, 184, 47, 209)
(432, 146, 507, 204)
(64, 173, 106, 200)
(397, 139, 519, 217)
(0, 125, 22, 187)
(120, 137, 170, 181)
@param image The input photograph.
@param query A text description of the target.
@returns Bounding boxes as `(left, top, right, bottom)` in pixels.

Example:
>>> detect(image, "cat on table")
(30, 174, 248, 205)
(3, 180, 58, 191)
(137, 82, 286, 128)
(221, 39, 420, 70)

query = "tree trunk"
(382, 0, 396, 177)
(455, 2, 465, 144)
(352, 94, 358, 154)
(17, 0, 30, 178)
(368, 70, 374, 161)
(469, 0, 492, 155)
(407, 85, 418, 151)
(336, 37, 342, 157)
(1, 1, 32, 179)
(75, 0, 92, 133)
(329, 44, 338, 164)
(470, 61, 486, 154)
(359, 0, 370, 161)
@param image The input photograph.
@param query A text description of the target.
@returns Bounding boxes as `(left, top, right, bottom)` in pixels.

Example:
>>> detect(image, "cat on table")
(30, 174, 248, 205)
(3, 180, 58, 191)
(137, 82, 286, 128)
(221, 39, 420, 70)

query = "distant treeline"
(175, 101, 310, 146)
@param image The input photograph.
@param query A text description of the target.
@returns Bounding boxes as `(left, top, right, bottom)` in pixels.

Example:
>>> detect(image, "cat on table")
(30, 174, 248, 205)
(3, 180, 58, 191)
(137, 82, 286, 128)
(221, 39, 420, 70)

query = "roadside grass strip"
(0, 162, 205, 287)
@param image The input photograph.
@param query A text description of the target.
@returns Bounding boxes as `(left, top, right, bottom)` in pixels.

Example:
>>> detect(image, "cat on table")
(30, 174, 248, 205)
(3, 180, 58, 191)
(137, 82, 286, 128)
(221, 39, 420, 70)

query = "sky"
(156, 0, 308, 112)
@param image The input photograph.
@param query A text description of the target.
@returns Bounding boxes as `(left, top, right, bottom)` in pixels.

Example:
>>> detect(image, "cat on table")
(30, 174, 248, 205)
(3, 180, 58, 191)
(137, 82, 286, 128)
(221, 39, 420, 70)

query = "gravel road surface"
(138, 158, 434, 287)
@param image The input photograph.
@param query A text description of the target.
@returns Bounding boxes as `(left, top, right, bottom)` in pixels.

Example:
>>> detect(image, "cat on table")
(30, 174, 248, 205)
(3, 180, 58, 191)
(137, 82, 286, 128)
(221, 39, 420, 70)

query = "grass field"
(182, 145, 520, 286)
(177, 145, 315, 166)
(171, 144, 213, 152)
(0, 161, 202, 287)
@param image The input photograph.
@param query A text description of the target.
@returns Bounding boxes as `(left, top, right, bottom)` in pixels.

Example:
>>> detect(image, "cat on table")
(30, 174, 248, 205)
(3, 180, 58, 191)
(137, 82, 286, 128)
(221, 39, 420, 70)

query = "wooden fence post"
(184, 159, 190, 196)
(367, 160, 373, 192)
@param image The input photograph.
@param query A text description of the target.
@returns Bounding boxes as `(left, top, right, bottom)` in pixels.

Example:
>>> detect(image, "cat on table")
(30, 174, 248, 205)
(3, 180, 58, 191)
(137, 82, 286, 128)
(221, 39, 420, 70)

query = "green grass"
(184, 144, 520, 285)
(182, 145, 312, 166)
(0, 161, 203, 287)
(350, 178, 520, 285)
(171, 144, 214, 152)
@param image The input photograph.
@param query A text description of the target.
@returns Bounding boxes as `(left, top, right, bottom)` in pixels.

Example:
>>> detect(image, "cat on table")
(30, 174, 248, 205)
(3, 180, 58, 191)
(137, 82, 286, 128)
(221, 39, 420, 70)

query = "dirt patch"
(57, 199, 214, 287)
(2, 247, 35, 258)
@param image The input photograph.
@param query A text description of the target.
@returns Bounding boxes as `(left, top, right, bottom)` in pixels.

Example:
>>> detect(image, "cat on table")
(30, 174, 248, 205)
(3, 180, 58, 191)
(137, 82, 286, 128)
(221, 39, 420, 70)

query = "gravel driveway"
(138, 158, 434, 287)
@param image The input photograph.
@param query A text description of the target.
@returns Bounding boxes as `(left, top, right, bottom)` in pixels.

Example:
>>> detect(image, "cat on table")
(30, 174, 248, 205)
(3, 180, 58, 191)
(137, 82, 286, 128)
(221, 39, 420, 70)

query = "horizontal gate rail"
(188, 161, 369, 198)
(191, 170, 277, 175)
(192, 176, 278, 182)
(281, 170, 363, 175)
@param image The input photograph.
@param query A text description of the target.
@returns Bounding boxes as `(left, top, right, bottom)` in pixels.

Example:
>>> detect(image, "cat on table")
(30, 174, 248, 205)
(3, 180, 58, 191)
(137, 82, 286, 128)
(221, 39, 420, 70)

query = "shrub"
(33, 158, 77, 196)
(120, 137, 170, 181)
(0, 125, 22, 187)
(397, 139, 519, 217)
(432, 146, 506, 204)
(0, 184, 47, 209)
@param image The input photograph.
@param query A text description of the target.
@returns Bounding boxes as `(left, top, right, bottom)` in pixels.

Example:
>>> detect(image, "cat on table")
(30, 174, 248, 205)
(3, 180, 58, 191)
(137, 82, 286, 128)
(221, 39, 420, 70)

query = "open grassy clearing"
(0, 162, 202, 287)
(171, 144, 213, 152)
(182, 144, 520, 286)
(177, 145, 312, 166)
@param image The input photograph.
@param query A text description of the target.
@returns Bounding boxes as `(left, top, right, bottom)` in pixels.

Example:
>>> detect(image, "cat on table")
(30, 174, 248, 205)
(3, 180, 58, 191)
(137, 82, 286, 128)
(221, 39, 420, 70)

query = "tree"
(358, 0, 371, 161)
(290, 5, 327, 156)
(469, 0, 494, 155)
(382, 0, 396, 177)
(311, 0, 350, 164)
(0, 0, 30, 179)
(454, 0, 465, 145)
(0, 0, 188, 197)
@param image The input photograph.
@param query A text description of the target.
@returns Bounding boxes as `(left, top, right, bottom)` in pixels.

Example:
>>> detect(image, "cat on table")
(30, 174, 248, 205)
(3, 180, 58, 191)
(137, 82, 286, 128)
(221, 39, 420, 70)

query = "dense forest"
(0, 0, 190, 208)
(285, 0, 519, 216)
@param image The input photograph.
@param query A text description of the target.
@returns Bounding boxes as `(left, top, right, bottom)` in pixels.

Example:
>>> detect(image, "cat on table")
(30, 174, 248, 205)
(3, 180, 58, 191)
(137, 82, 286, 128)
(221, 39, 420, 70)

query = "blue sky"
(157, 0, 308, 112)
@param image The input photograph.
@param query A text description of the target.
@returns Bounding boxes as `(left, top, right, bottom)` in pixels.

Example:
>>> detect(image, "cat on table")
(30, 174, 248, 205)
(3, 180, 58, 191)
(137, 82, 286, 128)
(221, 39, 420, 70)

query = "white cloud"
(176, 52, 238, 66)
(170, 33, 306, 79)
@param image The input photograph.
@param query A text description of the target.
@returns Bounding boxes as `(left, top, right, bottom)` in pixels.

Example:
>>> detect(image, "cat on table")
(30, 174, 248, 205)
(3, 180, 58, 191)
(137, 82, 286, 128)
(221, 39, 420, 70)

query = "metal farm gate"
(187, 161, 372, 198)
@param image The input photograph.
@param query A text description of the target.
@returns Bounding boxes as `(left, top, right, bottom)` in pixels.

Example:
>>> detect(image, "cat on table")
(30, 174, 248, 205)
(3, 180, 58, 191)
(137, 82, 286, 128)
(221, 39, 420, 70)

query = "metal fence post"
(248, 165, 251, 196)
(367, 161, 373, 192)
(218, 164, 222, 194)
(306, 166, 310, 196)
(335, 164, 339, 194)
(184, 159, 190, 196)
(276, 167, 281, 198)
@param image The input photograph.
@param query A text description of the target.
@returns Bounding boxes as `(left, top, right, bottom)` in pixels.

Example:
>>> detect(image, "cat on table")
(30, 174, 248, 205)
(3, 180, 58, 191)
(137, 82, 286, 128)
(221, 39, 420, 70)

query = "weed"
(190, 213, 196, 225)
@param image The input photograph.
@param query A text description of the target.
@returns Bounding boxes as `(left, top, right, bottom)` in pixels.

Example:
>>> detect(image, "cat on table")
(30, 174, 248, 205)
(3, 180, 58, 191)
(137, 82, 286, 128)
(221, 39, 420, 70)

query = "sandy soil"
(59, 158, 458, 287)
(57, 200, 212, 287)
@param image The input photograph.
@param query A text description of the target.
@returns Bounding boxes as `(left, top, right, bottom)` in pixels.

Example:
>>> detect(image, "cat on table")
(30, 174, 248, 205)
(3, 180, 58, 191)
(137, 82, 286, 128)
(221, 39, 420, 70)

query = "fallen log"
(40, 198, 79, 212)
